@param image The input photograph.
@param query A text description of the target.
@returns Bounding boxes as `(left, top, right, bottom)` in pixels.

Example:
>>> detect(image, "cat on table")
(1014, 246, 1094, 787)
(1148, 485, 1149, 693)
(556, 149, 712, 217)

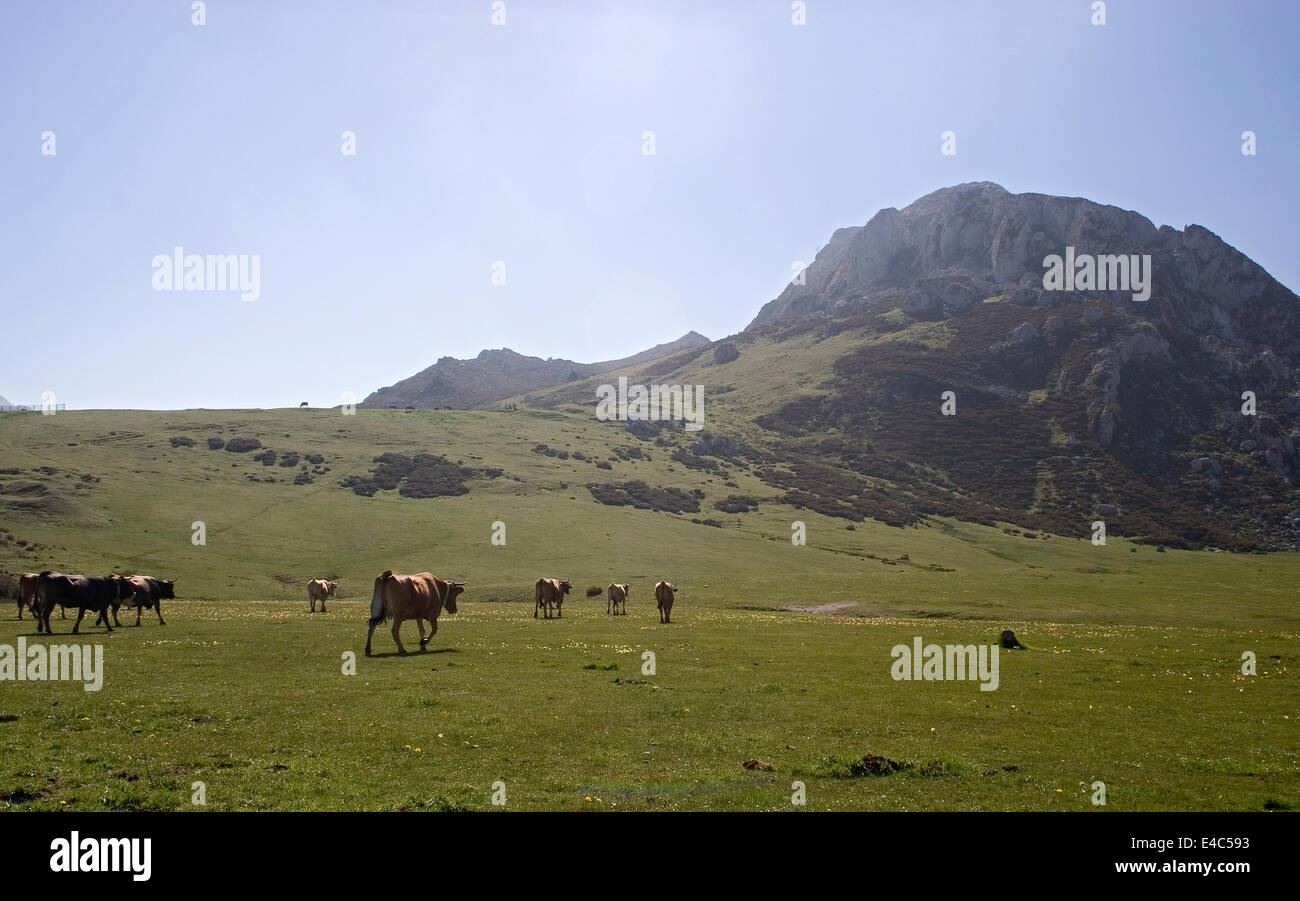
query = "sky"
(0, 0, 1296, 410)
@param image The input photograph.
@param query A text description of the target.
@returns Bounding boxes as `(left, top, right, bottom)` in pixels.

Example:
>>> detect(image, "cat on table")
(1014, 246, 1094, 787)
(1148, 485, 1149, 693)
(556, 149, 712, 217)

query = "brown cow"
(607, 582, 629, 615)
(534, 578, 571, 619)
(18, 573, 47, 620)
(366, 570, 465, 656)
(114, 575, 174, 626)
(307, 579, 337, 613)
(655, 581, 677, 623)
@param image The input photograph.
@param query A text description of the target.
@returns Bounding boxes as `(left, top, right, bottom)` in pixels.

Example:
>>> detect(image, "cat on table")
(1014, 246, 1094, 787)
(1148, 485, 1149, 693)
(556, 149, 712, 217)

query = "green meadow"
(0, 408, 1296, 811)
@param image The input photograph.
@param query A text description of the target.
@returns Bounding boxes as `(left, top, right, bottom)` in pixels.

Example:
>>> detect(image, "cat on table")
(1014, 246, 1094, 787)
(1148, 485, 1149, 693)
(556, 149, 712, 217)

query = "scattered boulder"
(1006, 322, 1040, 345)
(713, 343, 740, 365)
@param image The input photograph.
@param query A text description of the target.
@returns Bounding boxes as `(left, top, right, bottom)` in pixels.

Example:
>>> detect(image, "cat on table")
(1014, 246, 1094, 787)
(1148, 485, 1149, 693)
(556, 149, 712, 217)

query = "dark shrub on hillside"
(170, 436, 195, 448)
(293, 471, 314, 485)
(671, 449, 720, 472)
(400, 455, 472, 499)
(340, 452, 479, 499)
(587, 480, 700, 514)
(714, 495, 759, 514)
(714, 343, 740, 365)
(207, 437, 225, 450)
(596, 460, 612, 470)
(225, 437, 262, 453)
(305, 454, 324, 465)
(279, 453, 300, 468)
(252, 449, 276, 466)
(625, 420, 661, 440)
(691, 433, 739, 457)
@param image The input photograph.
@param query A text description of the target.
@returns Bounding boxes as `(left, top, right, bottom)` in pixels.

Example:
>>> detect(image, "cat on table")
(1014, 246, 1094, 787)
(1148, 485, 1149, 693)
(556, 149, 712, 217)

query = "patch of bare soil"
(783, 601, 860, 615)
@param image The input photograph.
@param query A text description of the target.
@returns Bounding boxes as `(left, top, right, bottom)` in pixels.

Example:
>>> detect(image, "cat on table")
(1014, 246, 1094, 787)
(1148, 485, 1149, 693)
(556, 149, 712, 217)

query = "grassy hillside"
(0, 408, 1296, 810)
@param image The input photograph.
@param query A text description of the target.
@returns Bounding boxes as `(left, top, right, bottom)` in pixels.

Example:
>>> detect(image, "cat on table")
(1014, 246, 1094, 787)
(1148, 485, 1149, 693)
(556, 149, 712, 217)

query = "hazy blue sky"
(1, 1, 1296, 409)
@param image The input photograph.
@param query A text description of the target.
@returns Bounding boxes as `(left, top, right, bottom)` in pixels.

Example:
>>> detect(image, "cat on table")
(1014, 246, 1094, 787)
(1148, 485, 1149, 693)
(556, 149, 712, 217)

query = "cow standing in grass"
(534, 578, 571, 619)
(114, 575, 174, 626)
(18, 573, 55, 620)
(308, 579, 337, 613)
(35, 571, 133, 634)
(366, 570, 465, 656)
(655, 581, 677, 623)
(607, 582, 629, 615)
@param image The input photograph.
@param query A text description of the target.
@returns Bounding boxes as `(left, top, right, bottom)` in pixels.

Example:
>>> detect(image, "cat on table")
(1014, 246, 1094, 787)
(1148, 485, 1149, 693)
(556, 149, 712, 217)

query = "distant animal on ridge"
(535, 578, 571, 619)
(607, 582, 629, 615)
(308, 579, 337, 612)
(366, 570, 465, 656)
(655, 581, 677, 623)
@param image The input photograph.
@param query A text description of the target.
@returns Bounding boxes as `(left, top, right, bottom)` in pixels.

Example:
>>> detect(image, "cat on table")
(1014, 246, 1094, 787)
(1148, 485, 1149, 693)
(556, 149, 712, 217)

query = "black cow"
(113, 575, 174, 626)
(35, 571, 133, 634)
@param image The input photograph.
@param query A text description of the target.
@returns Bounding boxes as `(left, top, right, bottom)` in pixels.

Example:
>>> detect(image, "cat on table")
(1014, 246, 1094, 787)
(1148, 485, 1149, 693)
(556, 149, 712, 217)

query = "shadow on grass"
(364, 647, 461, 658)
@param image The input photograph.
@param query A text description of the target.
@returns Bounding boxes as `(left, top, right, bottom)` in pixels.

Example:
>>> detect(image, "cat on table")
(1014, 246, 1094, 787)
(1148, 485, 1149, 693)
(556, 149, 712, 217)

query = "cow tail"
(369, 572, 391, 625)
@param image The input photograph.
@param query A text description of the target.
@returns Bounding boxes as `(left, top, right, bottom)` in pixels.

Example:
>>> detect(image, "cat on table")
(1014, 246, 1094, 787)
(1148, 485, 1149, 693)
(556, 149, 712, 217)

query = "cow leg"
(310, 597, 316, 613)
(156, 602, 165, 626)
(16, 599, 22, 620)
(421, 617, 438, 651)
(73, 608, 86, 634)
(59, 605, 66, 619)
(365, 621, 377, 656)
(135, 605, 142, 626)
(392, 618, 408, 655)
(98, 607, 113, 632)
(415, 617, 428, 651)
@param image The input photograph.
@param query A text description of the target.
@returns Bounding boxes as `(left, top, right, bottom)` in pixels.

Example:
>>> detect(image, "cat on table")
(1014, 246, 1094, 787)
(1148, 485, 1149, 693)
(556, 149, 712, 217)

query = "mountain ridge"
(362, 331, 710, 410)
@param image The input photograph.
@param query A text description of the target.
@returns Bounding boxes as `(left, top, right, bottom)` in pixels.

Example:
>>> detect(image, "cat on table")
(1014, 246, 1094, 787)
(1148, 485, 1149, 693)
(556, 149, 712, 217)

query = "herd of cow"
(13, 571, 173, 634)
(362, 571, 679, 656)
(10, 568, 676, 658)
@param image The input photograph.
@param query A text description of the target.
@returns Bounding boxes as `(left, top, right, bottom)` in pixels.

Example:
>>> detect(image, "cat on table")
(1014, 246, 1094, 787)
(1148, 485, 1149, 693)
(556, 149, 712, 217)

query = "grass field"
(0, 408, 1297, 811)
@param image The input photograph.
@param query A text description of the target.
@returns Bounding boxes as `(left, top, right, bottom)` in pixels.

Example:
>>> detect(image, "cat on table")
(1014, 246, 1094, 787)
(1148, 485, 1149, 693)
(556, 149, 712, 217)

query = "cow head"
(443, 581, 466, 614)
(158, 579, 176, 599)
(559, 580, 572, 596)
